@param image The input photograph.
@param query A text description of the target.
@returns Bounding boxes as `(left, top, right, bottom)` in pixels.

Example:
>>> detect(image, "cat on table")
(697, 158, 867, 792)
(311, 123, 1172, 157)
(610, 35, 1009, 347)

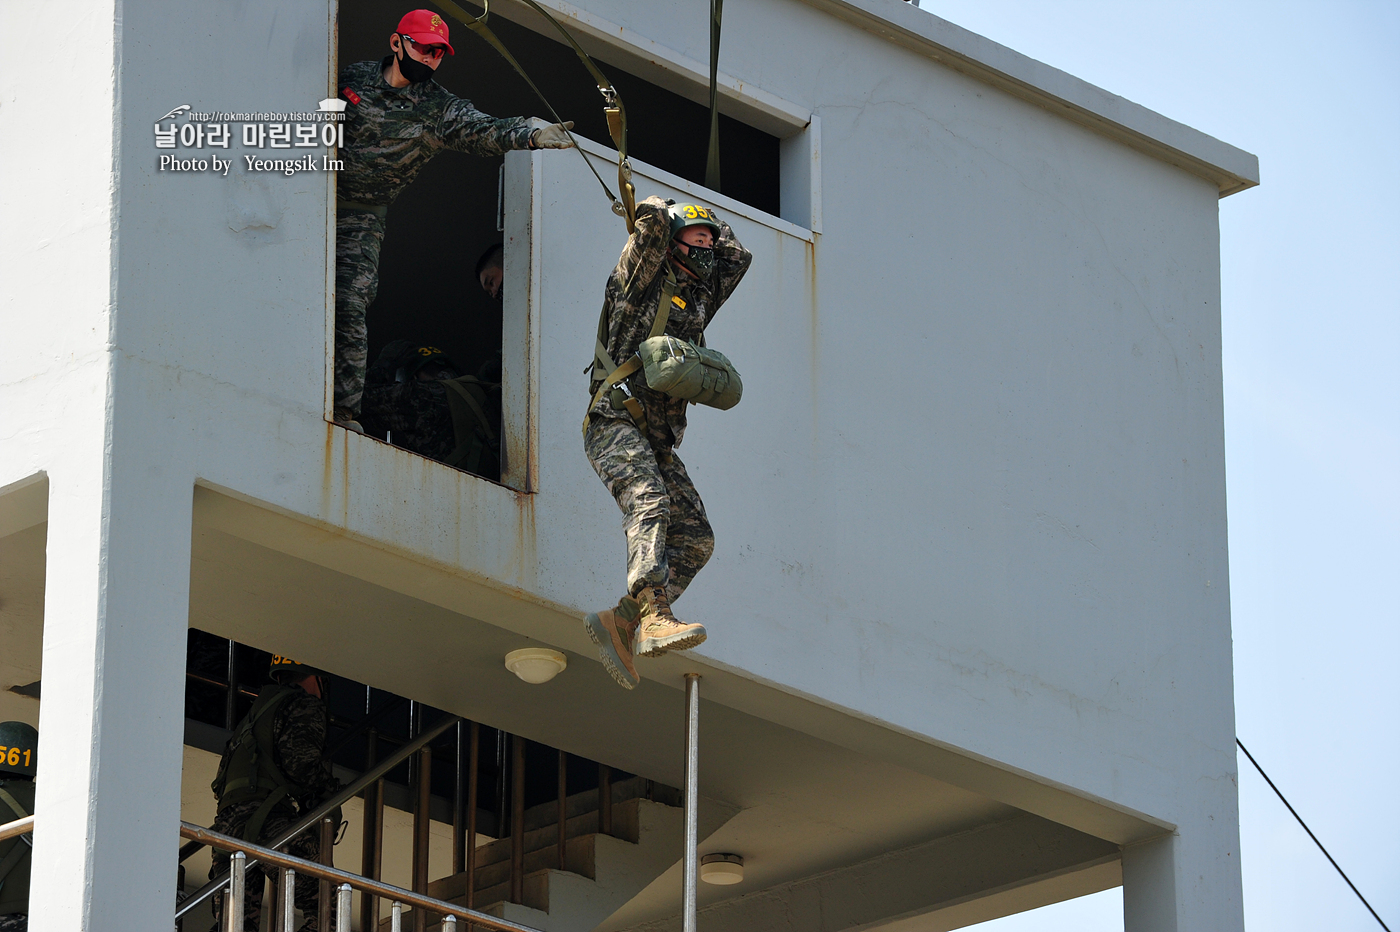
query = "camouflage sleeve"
(708, 217, 752, 315)
(274, 692, 335, 799)
(435, 96, 534, 156)
(616, 197, 675, 299)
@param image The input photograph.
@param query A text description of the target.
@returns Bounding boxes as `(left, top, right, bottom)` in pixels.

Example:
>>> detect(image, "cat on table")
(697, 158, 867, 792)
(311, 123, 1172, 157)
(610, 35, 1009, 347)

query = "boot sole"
(637, 627, 707, 658)
(585, 613, 638, 690)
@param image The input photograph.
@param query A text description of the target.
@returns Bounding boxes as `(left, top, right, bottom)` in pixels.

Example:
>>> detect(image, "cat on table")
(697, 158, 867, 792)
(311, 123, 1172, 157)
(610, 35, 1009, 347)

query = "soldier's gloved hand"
(529, 118, 576, 149)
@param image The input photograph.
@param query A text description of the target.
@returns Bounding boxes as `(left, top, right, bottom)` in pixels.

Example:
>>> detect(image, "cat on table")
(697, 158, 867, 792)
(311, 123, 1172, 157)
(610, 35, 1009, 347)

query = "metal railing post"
(557, 750, 568, 870)
(598, 764, 612, 836)
(391, 901, 404, 932)
(319, 816, 335, 932)
(361, 726, 381, 932)
(467, 721, 479, 909)
(281, 867, 297, 932)
(226, 851, 246, 932)
(336, 883, 353, 932)
(510, 735, 526, 904)
(683, 673, 701, 932)
(414, 742, 433, 932)
(453, 720, 466, 875)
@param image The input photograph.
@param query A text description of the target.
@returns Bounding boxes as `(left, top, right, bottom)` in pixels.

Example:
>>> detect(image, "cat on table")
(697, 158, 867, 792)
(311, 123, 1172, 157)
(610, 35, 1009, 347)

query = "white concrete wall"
(0, 0, 1250, 927)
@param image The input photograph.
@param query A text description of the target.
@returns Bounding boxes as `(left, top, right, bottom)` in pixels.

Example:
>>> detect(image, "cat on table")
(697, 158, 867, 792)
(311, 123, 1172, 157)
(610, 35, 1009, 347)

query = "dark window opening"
(335, 4, 781, 480)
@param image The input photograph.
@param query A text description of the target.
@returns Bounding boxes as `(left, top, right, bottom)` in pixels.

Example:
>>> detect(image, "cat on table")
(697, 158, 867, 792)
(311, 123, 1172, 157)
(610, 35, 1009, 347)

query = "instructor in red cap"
(332, 10, 575, 432)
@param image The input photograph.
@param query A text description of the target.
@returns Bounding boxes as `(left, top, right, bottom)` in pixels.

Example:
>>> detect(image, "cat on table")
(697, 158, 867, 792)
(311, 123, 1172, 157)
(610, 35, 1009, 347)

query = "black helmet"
(0, 722, 38, 778)
(268, 655, 324, 684)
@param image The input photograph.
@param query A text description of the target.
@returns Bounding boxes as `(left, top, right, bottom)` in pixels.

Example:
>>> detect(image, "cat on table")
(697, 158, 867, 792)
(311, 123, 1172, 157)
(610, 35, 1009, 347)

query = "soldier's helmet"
(269, 655, 325, 683)
(667, 203, 721, 241)
(0, 722, 38, 778)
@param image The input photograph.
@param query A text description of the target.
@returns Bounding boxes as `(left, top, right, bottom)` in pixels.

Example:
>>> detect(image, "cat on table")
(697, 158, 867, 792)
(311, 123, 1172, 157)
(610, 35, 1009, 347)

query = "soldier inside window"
(333, 9, 576, 434)
(360, 341, 502, 481)
(0, 722, 37, 932)
(209, 658, 340, 932)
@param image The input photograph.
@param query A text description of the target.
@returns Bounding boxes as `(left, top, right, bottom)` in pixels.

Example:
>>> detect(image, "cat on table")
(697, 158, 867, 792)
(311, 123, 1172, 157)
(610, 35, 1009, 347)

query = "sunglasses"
(400, 34, 448, 60)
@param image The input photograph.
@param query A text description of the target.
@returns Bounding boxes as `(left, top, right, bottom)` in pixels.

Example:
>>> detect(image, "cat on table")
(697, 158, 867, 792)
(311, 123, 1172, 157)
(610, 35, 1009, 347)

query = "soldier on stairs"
(209, 657, 341, 931)
(584, 197, 753, 689)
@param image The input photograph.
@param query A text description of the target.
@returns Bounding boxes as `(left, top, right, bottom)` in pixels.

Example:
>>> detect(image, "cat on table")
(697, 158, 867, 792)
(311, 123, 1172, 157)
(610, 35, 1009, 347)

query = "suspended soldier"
(0, 722, 37, 931)
(334, 9, 576, 432)
(584, 197, 752, 689)
(210, 658, 340, 932)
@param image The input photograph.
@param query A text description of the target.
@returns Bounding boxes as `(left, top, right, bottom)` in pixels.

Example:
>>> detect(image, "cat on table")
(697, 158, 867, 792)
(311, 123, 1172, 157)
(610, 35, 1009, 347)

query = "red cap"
(396, 10, 454, 56)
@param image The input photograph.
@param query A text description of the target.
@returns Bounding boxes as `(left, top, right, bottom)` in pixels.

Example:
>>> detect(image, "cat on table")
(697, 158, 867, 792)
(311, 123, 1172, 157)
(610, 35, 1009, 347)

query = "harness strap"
(440, 377, 498, 471)
(584, 268, 686, 435)
(436, 0, 635, 230)
(705, 0, 724, 191)
(242, 784, 298, 847)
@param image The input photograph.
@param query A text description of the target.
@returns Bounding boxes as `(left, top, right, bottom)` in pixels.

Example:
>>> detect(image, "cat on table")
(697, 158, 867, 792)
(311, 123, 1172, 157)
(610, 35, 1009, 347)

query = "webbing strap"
(435, 0, 636, 231)
(242, 784, 296, 846)
(705, 0, 724, 191)
(440, 377, 497, 472)
(583, 269, 686, 435)
(0, 788, 27, 822)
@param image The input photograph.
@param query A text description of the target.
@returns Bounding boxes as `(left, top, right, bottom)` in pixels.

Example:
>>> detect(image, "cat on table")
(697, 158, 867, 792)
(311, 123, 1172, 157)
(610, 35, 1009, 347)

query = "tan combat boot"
(635, 586, 707, 657)
(585, 596, 641, 689)
(332, 407, 365, 435)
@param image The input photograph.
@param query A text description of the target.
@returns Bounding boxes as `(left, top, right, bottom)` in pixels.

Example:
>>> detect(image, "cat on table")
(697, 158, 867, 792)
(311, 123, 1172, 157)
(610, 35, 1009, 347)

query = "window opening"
(335, 1, 780, 482)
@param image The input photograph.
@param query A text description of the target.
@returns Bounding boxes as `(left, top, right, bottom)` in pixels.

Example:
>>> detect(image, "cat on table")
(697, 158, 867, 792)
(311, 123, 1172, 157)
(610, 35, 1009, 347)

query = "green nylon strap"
(0, 788, 26, 822)
(336, 199, 388, 219)
(705, 0, 723, 191)
(242, 784, 296, 846)
(433, 0, 635, 229)
(583, 268, 685, 436)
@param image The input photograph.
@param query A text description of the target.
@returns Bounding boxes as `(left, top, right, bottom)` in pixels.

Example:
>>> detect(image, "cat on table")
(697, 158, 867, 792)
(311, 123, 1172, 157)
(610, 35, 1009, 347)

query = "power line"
(1237, 738, 1391, 931)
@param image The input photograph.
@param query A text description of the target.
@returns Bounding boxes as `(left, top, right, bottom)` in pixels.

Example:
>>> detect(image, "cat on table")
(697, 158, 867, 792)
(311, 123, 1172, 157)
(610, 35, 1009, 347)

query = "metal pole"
(224, 639, 238, 731)
(414, 743, 433, 932)
(282, 868, 297, 932)
(178, 714, 462, 919)
(391, 901, 404, 932)
(361, 726, 381, 932)
(226, 851, 246, 932)
(271, 866, 286, 932)
(318, 816, 335, 932)
(598, 764, 612, 837)
(510, 735, 526, 904)
(453, 720, 466, 875)
(466, 722, 479, 909)
(557, 750, 568, 870)
(336, 884, 353, 932)
(682, 673, 700, 932)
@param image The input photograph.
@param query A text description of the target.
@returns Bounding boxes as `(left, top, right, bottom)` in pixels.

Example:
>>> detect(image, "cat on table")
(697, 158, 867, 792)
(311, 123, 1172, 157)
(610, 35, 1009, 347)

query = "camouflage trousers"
(334, 208, 388, 416)
(0, 914, 25, 931)
(209, 802, 329, 932)
(585, 415, 714, 600)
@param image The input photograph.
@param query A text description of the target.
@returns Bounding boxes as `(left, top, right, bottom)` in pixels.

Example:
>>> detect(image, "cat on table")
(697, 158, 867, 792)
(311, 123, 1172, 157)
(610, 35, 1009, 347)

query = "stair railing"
(181, 820, 548, 932)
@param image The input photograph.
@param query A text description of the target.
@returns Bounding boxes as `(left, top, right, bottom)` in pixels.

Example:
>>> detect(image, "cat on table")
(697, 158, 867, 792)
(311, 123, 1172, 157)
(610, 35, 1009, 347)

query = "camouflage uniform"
(360, 342, 501, 479)
(586, 196, 752, 598)
(335, 59, 536, 415)
(209, 688, 338, 932)
(0, 916, 26, 931)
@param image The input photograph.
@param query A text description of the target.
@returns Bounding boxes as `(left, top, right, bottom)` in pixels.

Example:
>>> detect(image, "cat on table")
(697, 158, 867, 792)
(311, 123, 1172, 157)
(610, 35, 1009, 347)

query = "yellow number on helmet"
(683, 205, 698, 219)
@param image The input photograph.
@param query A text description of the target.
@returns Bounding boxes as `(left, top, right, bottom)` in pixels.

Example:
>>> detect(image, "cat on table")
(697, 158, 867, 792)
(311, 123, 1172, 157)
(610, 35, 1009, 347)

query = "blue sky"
(914, 2, 1399, 929)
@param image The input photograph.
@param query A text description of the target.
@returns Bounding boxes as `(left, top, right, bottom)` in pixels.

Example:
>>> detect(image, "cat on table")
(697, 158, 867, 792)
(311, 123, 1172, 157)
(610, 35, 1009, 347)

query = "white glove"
(529, 118, 576, 149)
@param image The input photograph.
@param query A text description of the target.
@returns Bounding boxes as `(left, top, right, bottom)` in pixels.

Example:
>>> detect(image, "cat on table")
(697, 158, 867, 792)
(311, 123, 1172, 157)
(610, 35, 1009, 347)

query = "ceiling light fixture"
(504, 648, 567, 684)
(700, 853, 744, 885)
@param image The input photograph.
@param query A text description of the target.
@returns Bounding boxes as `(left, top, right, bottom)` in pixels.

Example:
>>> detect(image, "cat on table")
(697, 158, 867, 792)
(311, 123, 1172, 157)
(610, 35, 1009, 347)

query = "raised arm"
(614, 196, 678, 297)
(709, 216, 753, 310)
(435, 96, 535, 156)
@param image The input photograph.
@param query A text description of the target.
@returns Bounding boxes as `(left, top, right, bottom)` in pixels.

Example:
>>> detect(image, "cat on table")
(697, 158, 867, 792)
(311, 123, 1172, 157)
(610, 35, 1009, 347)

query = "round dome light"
(700, 853, 744, 885)
(504, 648, 567, 684)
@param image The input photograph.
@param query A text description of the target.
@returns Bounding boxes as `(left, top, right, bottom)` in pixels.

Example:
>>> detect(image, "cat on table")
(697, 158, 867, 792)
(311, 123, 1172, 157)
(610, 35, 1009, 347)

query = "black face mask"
(675, 245, 715, 279)
(394, 42, 437, 84)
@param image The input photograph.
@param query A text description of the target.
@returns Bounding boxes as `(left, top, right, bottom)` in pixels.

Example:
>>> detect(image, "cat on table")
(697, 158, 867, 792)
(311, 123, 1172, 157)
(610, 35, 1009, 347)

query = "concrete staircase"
(386, 777, 730, 932)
